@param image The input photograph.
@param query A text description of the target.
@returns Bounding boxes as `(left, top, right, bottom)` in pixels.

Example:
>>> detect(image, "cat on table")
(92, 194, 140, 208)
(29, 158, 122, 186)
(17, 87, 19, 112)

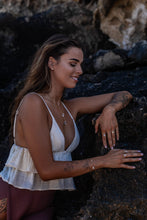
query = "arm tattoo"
(64, 163, 74, 172)
(0, 198, 7, 214)
(109, 91, 132, 109)
(82, 160, 90, 170)
(63, 161, 90, 173)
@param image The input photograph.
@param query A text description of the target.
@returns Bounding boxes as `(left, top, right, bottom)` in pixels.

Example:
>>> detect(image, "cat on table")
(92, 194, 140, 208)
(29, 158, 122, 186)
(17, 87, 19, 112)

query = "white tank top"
(0, 93, 80, 191)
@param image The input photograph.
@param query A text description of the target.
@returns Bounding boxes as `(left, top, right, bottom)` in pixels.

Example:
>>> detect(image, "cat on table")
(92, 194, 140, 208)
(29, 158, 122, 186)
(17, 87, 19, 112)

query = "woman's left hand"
(95, 106, 119, 149)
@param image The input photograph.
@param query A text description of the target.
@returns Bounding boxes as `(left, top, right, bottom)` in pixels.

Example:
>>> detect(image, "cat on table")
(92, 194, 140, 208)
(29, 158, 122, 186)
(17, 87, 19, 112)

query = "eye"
(70, 63, 77, 67)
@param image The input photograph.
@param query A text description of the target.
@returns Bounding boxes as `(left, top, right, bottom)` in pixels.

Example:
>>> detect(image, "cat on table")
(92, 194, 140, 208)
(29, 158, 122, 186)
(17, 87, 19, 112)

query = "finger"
(123, 151, 143, 157)
(120, 164, 136, 169)
(123, 157, 142, 162)
(95, 118, 100, 133)
(111, 129, 116, 147)
(124, 150, 142, 153)
(107, 131, 113, 149)
(102, 132, 107, 148)
(116, 126, 119, 141)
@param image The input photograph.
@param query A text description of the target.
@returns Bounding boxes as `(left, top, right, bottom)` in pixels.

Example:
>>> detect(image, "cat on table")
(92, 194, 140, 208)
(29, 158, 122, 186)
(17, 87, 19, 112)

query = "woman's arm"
(17, 93, 143, 181)
(40, 149, 143, 181)
(95, 91, 133, 149)
(66, 91, 132, 116)
(66, 91, 133, 149)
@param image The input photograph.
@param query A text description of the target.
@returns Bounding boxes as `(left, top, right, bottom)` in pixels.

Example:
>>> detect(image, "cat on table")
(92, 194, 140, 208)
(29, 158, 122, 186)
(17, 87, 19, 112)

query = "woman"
(0, 34, 143, 219)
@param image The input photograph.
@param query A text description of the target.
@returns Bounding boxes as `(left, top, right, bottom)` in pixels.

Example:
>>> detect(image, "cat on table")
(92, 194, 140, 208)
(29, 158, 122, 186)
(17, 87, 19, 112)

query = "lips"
(71, 76, 79, 82)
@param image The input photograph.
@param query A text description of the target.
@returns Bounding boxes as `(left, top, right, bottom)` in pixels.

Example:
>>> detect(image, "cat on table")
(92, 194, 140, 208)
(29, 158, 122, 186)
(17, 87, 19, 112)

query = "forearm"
(40, 157, 103, 181)
(103, 91, 133, 113)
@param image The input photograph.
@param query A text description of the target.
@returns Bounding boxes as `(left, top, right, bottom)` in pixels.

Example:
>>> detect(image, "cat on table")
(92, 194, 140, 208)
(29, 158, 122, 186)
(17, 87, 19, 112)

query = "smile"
(71, 76, 78, 82)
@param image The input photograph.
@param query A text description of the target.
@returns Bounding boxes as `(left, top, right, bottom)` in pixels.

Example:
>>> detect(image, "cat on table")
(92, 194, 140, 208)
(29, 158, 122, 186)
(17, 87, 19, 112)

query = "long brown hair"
(10, 34, 82, 143)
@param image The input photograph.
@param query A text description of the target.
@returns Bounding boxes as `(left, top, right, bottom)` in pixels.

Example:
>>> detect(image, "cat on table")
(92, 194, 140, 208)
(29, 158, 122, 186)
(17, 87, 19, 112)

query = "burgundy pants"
(0, 177, 55, 220)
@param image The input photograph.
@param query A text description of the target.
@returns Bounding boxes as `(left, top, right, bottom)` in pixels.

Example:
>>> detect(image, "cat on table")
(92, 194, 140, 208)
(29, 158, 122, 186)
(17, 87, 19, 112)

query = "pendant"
(62, 113, 67, 126)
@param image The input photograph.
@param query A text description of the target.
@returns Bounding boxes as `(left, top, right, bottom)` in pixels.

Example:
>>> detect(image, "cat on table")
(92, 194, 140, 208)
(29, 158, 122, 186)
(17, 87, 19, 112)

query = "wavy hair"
(10, 34, 82, 143)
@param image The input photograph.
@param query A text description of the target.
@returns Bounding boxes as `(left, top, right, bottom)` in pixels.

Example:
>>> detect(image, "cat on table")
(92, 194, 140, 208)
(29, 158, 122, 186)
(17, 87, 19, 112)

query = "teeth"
(72, 77, 78, 81)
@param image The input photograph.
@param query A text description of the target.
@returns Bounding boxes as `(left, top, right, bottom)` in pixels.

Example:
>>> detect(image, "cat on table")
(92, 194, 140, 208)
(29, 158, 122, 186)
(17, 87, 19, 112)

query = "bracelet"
(90, 159, 95, 171)
(92, 165, 95, 170)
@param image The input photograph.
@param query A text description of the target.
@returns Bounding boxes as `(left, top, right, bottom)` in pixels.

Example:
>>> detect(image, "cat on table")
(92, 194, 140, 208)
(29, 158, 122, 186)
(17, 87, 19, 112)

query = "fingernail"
(139, 158, 142, 160)
(132, 166, 136, 169)
(137, 150, 141, 152)
(141, 153, 144, 156)
(111, 147, 114, 150)
(104, 145, 107, 149)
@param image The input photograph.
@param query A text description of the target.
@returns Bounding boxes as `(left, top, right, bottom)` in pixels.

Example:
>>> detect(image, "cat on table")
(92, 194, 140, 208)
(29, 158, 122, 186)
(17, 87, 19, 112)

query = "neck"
(45, 85, 64, 105)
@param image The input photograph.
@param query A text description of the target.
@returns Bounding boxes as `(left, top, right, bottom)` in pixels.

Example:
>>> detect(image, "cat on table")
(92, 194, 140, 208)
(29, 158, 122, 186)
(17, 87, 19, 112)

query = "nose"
(76, 65, 83, 75)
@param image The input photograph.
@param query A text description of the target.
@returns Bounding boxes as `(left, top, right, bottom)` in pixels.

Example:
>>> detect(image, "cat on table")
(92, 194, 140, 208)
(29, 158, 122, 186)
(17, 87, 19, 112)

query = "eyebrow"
(69, 58, 80, 62)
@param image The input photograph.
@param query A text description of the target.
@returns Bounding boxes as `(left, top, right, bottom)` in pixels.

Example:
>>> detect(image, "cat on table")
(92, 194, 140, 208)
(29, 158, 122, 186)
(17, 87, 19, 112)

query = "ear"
(48, 57, 57, 70)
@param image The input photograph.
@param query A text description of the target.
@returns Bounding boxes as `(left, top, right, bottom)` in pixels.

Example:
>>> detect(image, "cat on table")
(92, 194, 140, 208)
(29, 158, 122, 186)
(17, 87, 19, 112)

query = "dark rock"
(94, 51, 125, 71)
(91, 42, 147, 72)
(0, 12, 15, 26)
(128, 40, 147, 65)
(74, 100, 147, 220)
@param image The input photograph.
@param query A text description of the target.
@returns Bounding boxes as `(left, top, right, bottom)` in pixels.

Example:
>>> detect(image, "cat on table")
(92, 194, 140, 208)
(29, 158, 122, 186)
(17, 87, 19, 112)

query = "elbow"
(37, 165, 56, 181)
(39, 171, 54, 181)
(124, 91, 133, 101)
(117, 90, 133, 101)
(39, 173, 50, 181)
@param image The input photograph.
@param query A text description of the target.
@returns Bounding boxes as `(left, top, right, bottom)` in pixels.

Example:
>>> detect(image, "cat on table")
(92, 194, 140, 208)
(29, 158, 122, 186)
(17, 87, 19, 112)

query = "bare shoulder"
(18, 93, 47, 116)
(22, 92, 42, 105)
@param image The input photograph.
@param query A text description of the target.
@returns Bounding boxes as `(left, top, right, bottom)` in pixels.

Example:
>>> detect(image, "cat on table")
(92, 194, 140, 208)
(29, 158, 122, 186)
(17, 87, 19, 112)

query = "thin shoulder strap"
(61, 102, 74, 121)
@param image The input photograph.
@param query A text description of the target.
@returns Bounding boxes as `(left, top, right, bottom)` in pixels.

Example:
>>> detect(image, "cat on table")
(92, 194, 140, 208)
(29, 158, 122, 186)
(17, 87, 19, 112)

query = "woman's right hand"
(100, 149, 143, 169)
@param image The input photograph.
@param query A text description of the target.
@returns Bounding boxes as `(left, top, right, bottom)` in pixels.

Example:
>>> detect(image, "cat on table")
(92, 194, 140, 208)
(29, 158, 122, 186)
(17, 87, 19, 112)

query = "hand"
(101, 149, 143, 169)
(95, 106, 119, 149)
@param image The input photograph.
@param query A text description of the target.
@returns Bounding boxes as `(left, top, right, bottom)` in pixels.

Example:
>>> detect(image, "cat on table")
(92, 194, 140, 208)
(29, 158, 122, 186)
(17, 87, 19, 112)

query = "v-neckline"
(30, 93, 76, 151)
(52, 115, 76, 151)
(49, 102, 76, 151)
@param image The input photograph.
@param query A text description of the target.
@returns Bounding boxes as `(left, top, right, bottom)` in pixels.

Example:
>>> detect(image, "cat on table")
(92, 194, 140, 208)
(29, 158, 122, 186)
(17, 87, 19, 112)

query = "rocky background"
(0, 0, 147, 219)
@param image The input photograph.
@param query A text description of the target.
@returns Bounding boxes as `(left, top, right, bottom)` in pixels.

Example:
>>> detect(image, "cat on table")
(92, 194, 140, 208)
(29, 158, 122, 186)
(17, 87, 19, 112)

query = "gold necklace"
(45, 97, 67, 126)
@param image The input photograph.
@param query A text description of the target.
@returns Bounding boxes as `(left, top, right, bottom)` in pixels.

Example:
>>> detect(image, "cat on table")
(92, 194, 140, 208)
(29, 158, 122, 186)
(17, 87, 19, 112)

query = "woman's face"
(49, 47, 83, 89)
